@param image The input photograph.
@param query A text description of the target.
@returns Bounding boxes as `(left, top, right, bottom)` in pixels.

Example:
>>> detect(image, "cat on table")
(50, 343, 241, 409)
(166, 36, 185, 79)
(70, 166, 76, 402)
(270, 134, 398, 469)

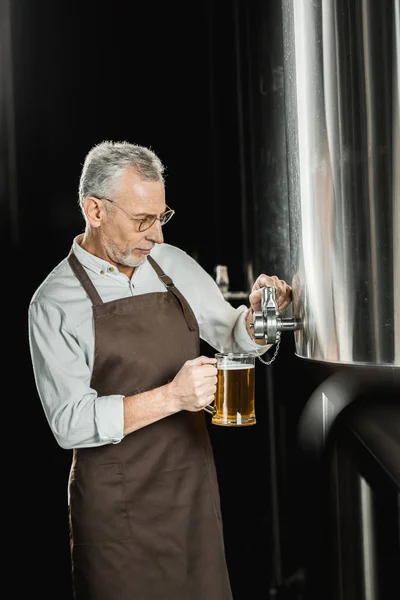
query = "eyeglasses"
(95, 196, 175, 232)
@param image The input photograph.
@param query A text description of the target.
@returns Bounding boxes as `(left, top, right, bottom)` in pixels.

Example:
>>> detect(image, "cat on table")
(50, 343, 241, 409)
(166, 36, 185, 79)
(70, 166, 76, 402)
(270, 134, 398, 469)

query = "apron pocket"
(69, 462, 131, 544)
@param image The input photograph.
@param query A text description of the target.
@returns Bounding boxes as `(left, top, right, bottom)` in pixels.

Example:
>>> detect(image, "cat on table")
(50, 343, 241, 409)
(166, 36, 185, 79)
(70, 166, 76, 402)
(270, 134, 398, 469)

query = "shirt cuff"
(95, 394, 125, 444)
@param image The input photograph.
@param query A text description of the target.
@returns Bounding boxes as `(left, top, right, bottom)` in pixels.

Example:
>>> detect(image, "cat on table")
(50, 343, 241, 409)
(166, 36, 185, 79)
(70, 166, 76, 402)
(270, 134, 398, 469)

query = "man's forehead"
(130, 181, 164, 199)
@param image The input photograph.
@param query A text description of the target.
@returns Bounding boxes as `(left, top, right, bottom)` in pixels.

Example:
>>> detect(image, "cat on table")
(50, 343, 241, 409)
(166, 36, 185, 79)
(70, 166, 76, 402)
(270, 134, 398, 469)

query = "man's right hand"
(165, 356, 218, 412)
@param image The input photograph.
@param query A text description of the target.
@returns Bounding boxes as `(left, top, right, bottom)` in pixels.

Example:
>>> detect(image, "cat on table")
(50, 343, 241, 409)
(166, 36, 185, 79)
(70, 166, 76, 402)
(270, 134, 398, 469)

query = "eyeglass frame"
(93, 195, 175, 232)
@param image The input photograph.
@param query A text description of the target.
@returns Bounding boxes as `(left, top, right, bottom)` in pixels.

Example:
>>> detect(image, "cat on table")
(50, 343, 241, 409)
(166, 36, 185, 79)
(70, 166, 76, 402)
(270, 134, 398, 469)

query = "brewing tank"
(281, 0, 400, 367)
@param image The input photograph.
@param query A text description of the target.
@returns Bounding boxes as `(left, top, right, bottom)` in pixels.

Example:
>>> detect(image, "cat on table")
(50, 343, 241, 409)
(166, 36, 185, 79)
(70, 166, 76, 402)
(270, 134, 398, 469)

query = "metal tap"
(250, 286, 301, 344)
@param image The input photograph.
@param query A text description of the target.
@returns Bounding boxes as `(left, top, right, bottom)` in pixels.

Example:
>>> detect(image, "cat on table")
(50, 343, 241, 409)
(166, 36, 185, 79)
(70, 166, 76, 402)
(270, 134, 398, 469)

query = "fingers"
(187, 355, 217, 367)
(253, 274, 279, 291)
(251, 274, 293, 313)
(254, 274, 284, 289)
(188, 360, 218, 410)
(170, 357, 218, 412)
(184, 357, 218, 381)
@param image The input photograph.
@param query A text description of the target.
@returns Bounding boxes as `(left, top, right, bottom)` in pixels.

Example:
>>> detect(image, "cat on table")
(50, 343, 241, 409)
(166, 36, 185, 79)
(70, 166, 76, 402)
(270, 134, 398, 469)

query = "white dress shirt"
(28, 237, 269, 450)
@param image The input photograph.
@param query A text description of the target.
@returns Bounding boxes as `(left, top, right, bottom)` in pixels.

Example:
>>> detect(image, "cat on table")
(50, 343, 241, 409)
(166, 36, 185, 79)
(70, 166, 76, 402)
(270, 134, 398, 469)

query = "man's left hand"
(249, 274, 292, 314)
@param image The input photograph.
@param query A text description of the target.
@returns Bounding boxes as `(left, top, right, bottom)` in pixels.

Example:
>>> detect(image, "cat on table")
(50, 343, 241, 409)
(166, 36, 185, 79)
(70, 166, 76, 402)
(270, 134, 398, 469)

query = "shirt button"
(109, 267, 115, 272)
(100, 269, 105, 275)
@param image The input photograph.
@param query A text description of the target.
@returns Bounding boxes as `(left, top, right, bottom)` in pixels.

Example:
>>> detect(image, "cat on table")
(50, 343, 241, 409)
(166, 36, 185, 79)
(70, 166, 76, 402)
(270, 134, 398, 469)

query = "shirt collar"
(72, 235, 111, 274)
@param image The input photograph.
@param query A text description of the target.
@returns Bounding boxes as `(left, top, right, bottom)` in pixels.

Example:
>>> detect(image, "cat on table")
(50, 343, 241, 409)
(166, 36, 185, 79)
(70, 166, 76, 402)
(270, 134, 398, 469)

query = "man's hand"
(249, 274, 292, 314)
(165, 356, 218, 412)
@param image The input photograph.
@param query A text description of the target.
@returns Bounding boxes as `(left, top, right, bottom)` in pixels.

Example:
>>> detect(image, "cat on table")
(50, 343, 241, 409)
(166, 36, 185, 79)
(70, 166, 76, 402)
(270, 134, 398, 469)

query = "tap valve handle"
(252, 287, 280, 342)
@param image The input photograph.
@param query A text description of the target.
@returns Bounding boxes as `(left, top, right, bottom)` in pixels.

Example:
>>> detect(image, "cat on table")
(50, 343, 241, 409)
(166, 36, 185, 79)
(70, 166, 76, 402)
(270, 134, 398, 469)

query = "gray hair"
(78, 140, 165, 213)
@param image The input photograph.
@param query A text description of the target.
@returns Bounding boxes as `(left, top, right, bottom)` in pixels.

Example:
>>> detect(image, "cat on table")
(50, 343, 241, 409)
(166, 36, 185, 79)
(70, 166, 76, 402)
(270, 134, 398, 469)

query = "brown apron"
(67, 252, 233, 600)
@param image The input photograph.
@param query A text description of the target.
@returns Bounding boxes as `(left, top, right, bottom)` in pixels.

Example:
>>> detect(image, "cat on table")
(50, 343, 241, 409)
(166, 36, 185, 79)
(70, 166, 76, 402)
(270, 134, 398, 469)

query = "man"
(28, 140, 292, 600)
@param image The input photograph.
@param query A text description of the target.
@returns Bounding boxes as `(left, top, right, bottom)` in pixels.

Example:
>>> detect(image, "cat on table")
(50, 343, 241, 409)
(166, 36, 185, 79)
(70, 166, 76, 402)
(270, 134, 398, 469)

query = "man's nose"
(146, 219, 164, 244)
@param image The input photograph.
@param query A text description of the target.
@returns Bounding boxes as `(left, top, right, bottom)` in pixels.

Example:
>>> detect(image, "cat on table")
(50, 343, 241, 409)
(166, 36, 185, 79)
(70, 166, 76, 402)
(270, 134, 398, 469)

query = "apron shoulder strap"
(68, 250, 103, 306)
(148, 256, 198, 332)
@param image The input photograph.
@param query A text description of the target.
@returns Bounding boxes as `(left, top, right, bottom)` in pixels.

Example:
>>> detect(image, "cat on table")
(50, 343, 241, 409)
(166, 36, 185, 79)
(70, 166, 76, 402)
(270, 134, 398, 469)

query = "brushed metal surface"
(281, 0, 399, 366)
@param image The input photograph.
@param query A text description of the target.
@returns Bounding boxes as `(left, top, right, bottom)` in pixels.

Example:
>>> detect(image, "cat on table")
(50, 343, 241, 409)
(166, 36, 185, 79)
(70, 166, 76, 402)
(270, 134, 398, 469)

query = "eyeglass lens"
(139, 210, 174, 232)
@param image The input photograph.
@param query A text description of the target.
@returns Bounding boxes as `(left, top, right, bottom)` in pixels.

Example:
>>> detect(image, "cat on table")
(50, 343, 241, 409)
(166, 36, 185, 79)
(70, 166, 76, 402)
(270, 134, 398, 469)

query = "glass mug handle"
(203, 403, 217, 416)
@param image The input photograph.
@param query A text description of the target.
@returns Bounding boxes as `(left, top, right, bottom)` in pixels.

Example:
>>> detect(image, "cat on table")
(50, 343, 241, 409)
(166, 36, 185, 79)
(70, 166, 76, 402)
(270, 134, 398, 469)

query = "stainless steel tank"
(281, 0, 400, 367)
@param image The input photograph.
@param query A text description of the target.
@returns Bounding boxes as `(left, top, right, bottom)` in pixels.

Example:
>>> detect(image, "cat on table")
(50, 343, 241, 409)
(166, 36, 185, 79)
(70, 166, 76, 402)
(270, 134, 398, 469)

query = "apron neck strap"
(148, 256, 197, 332)
(68, 250, 103, 305)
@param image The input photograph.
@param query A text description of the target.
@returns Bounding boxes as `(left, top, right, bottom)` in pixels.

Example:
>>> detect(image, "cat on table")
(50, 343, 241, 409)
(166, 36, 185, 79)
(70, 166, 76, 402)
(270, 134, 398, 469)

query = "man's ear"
(83, 196, 104, 228)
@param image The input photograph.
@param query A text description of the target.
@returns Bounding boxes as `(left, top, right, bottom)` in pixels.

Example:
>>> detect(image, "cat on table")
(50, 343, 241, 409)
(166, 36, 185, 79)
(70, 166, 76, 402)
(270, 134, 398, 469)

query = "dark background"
(3, 1, 398, 599)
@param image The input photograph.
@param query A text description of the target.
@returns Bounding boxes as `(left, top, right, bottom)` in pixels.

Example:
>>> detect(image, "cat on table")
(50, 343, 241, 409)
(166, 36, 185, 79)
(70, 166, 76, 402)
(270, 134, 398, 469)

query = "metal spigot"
(250, 286, 301, 344)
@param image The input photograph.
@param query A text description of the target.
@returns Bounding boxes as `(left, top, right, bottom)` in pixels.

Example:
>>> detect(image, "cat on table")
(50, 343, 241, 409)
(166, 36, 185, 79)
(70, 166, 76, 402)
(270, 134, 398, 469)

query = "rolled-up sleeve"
(28, 301, 124, 449)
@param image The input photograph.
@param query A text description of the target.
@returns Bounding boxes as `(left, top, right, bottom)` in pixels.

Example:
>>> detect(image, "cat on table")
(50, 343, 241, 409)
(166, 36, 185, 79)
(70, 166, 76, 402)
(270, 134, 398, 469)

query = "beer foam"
(217, 364, 255, 370)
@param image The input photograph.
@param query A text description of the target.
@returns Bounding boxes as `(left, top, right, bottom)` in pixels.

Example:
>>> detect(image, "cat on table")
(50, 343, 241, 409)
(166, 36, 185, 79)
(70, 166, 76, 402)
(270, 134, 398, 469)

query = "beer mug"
(204, 352, 256, 426)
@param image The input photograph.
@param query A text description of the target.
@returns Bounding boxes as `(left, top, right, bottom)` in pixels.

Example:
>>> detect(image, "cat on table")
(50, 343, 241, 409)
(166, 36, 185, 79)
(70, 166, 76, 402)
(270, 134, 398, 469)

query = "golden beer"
(212, 355, 256, 426)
